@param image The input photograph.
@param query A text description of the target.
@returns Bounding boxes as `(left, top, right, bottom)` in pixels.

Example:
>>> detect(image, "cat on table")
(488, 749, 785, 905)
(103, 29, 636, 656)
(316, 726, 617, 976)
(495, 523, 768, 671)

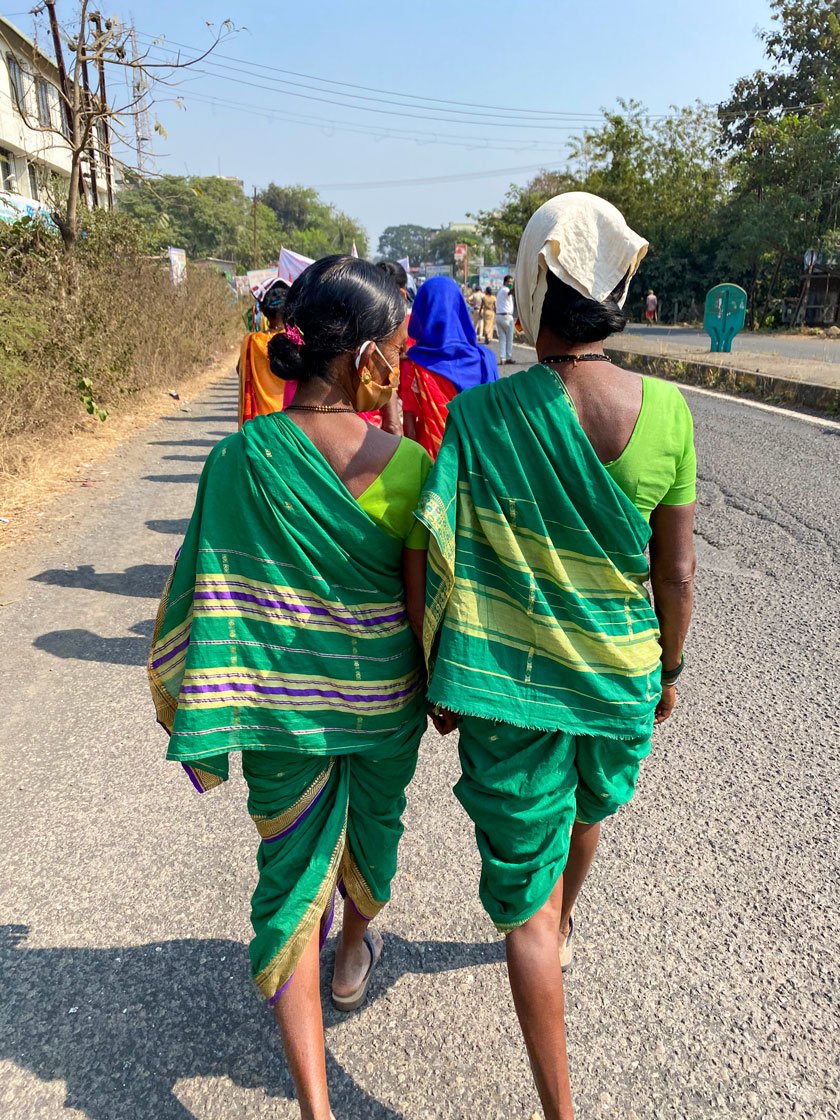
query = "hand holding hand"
(430, 704, 459, 735)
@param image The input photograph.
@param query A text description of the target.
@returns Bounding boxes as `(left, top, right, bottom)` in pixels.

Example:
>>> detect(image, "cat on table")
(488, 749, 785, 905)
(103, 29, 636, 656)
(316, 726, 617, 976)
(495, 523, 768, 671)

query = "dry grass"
(0, 213, 242, 550)
(0, 344, 237, 551)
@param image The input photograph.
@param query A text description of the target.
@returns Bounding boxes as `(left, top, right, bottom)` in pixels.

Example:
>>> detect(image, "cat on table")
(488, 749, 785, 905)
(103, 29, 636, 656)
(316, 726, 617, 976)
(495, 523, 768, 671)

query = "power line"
(139, 54, 607, 132)
(311, 164, 567, 191)
(171, 89, 576, 153)
(133, 30, 622, 123)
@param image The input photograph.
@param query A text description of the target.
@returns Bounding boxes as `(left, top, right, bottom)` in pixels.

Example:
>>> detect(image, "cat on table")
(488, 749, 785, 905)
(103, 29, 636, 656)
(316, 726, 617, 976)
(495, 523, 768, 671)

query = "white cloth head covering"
(515, 192, 649, 345)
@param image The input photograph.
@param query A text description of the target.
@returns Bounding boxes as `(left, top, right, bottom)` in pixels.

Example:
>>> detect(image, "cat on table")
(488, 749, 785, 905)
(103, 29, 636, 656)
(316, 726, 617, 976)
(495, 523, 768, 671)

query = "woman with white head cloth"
(417, 193, 697, 1118)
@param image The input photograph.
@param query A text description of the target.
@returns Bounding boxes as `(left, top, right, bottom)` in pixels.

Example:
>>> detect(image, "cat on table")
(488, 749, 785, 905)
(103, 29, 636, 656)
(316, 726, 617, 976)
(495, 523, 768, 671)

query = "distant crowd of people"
(150, 192, 696, 1120)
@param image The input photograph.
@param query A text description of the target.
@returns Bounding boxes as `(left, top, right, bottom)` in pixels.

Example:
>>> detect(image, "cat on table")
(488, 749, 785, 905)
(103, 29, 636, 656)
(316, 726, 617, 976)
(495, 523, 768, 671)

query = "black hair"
(259, 279, 289, 319)
(268, 255, 406, 383)
(376, 259, 408, 289)
(504, 275, 513, 285)
(539, 268, 628, 343)
(484, 286, 493, 295)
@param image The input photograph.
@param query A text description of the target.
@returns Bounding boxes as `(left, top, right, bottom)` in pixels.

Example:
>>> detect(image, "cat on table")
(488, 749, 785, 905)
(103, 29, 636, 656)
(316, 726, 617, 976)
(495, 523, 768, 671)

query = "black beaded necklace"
(541, 353, 612, 366)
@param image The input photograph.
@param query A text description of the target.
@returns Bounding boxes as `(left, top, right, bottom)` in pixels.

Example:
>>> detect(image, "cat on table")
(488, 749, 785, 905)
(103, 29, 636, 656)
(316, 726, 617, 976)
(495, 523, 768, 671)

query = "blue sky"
(7, 0, 773, 251)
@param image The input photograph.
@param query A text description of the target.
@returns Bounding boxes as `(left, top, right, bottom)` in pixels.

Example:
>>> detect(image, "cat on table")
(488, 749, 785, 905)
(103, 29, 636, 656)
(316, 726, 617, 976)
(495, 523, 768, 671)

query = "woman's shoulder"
(640, 376, 693, 424)
(395, 435, 433, 475)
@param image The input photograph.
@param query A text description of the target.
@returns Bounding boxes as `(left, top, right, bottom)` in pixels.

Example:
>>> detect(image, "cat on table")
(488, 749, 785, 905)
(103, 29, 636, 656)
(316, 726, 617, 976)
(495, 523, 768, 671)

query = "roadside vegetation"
(474, 1, 840, 327)
(0, 210, 240, 491)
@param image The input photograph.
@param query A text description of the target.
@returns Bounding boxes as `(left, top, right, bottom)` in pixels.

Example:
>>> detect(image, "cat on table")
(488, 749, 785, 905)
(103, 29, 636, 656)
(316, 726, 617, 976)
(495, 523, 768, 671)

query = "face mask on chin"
(354, 342, 400, 412)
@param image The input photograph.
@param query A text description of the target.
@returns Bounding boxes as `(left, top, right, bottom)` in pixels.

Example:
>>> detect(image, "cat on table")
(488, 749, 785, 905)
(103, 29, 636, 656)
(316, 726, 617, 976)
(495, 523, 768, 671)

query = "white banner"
(277, 247, 315, 283)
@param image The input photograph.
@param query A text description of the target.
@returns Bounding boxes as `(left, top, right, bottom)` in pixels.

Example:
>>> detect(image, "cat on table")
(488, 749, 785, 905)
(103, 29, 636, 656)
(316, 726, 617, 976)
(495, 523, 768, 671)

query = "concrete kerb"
(604, 346, 840, 416)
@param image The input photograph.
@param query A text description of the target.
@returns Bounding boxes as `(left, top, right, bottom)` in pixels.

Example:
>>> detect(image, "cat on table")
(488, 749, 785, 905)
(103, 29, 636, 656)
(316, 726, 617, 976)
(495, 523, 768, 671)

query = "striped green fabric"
(149, 411, 426, 785)
(417, 364, 662, 738)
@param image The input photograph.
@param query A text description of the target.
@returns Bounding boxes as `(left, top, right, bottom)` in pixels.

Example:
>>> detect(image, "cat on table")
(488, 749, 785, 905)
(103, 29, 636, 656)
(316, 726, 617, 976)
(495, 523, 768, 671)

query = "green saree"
(417, 363, 662, 738)
(416, 364, 663, 930)
(149, 412, 426, 998)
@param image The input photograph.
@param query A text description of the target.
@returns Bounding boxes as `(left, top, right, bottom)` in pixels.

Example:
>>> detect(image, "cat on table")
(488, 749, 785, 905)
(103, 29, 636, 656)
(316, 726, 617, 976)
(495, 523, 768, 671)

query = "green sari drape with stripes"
(148, 412, 426, 999)
(416, 363, 662, 737)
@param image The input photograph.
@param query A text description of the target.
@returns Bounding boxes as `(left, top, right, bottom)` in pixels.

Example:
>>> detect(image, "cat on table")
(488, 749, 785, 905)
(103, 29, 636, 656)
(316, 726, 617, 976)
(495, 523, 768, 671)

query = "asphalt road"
(1, 365, 838, 1120)
(624, 324, 840, 365)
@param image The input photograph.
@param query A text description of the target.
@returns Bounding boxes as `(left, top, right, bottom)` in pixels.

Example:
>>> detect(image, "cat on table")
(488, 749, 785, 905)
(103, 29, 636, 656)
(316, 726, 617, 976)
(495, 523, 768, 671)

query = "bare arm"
(402, 547, 427, 648)
(649, 502, 696, 722)
(403, 410, 418, 440)
(380, 394, 402, 436)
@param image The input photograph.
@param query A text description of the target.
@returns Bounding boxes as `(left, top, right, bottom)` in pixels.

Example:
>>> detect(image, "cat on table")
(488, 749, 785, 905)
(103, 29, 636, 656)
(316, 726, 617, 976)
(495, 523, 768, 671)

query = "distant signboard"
(480, 265, 509, 292)
(454, 243, 468, 261)
(423, 264, 453, 279)
(168, 246, 187, 285)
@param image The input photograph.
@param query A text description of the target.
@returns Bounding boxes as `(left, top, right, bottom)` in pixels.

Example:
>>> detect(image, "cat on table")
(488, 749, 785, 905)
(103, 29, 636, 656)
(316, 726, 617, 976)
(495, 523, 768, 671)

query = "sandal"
(331, 929, 381, 1012)
(560, 912, 575, 972)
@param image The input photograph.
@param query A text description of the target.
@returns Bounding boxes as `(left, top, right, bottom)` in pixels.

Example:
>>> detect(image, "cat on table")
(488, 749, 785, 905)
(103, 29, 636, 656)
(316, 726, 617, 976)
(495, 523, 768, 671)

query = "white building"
(0, 16, 115, 222)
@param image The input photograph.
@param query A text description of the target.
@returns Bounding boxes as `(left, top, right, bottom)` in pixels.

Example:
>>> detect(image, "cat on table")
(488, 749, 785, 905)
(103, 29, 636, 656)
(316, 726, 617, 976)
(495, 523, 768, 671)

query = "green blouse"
(357, 437, 433, 549)
(604, 376, 697, 521)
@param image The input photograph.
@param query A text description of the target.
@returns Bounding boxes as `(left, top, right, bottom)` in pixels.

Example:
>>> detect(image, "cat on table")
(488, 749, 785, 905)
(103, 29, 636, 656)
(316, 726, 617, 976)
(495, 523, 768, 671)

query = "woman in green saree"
(418, 193, 697, 1119)
(149, 256, 430, 1120)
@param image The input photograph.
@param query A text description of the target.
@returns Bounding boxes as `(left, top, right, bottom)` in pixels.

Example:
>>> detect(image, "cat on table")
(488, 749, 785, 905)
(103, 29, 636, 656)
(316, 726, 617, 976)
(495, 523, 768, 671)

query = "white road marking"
(510, 343, 840, 430)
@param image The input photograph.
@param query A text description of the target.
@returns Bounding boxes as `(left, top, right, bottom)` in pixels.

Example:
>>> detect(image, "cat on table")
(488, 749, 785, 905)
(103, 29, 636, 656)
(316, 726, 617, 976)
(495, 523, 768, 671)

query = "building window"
(0, 148, 17, 193)
(36, 77, 52, 128)
(6, 54, 26, 114)
(27, 162, 39, 200)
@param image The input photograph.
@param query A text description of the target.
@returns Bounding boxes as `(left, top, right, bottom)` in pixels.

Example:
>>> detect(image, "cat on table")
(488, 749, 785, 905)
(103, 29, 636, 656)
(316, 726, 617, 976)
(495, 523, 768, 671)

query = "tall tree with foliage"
(377, 224, 436, 261)
(118, 175, 282, 267)
(259, 184, 368, 259)
(718, 0, 840, 323)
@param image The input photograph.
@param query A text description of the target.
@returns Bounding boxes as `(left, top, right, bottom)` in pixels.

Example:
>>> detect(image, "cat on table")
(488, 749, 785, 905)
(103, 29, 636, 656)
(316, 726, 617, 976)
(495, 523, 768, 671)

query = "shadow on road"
(31, 564, 169, 598)
(142, 474, 202, 485)
(161, 454, 209, 463)
(0, 924, 503, 1119)
(146, 519, 190, 536)
(33, 619, 155, 667)
(148, 439, 218, 448)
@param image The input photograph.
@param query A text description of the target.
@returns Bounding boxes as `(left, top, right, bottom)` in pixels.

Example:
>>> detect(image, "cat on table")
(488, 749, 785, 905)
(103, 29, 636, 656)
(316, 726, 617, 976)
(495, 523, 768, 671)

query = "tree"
(10, 3, 235, 251)
(377, 224, 436, 261)
(118, 175, 282, 268)
(718, 0, 840, 149)
(718, 1, 840, 321)
(259, 183, 369, 258)
(426, 228, 484, 265)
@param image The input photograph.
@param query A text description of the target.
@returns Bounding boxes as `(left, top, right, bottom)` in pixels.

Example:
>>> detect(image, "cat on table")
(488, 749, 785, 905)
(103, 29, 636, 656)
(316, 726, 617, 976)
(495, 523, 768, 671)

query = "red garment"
(399, 359, 458, 459)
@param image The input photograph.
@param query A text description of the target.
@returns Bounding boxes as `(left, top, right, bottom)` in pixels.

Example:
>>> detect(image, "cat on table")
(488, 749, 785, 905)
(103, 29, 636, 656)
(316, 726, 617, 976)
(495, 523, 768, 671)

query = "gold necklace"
(286, 403, 356, 414)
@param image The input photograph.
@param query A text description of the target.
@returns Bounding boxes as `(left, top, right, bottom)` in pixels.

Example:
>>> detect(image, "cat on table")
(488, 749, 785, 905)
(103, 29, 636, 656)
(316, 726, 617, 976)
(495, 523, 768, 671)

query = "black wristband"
(661, 653, 685, 685)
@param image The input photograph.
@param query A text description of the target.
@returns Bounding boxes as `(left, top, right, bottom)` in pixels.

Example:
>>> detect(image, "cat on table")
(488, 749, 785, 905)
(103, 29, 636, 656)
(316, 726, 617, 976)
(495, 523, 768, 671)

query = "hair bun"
(268, 330, 305, 381)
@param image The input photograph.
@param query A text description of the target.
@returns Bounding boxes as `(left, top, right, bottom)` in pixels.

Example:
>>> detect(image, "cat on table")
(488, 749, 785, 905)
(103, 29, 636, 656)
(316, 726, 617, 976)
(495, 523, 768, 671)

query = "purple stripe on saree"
(192, 588, 404, 627)
(179, 680, 419, 704)
(151, 635, 191, 670)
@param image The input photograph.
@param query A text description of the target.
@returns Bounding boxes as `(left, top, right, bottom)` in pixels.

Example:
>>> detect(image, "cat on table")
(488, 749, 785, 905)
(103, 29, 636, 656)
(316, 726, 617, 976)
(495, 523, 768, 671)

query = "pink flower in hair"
(284, 325, 305, 348)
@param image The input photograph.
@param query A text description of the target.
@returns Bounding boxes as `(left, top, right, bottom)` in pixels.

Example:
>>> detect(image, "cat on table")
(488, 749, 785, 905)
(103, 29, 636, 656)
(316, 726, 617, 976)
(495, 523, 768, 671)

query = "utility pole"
(89, 11, 114, 209)
(252, 186, 258, 269)
(79, 43, 99, 207)
(44, 0, 87, 206)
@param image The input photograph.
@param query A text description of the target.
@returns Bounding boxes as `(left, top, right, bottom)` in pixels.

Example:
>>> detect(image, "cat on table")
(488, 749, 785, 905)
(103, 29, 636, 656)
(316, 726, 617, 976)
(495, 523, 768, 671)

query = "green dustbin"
(704, 284, 748, 353)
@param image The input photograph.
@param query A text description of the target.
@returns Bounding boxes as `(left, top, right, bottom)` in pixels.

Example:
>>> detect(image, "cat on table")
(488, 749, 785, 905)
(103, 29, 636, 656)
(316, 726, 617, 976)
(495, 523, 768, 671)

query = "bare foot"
(331, 927, 382, 999)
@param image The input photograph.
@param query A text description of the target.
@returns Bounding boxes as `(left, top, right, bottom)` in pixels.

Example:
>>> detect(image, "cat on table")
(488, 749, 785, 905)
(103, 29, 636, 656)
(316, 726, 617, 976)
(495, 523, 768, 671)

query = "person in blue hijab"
(401, 276, 499, 458)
